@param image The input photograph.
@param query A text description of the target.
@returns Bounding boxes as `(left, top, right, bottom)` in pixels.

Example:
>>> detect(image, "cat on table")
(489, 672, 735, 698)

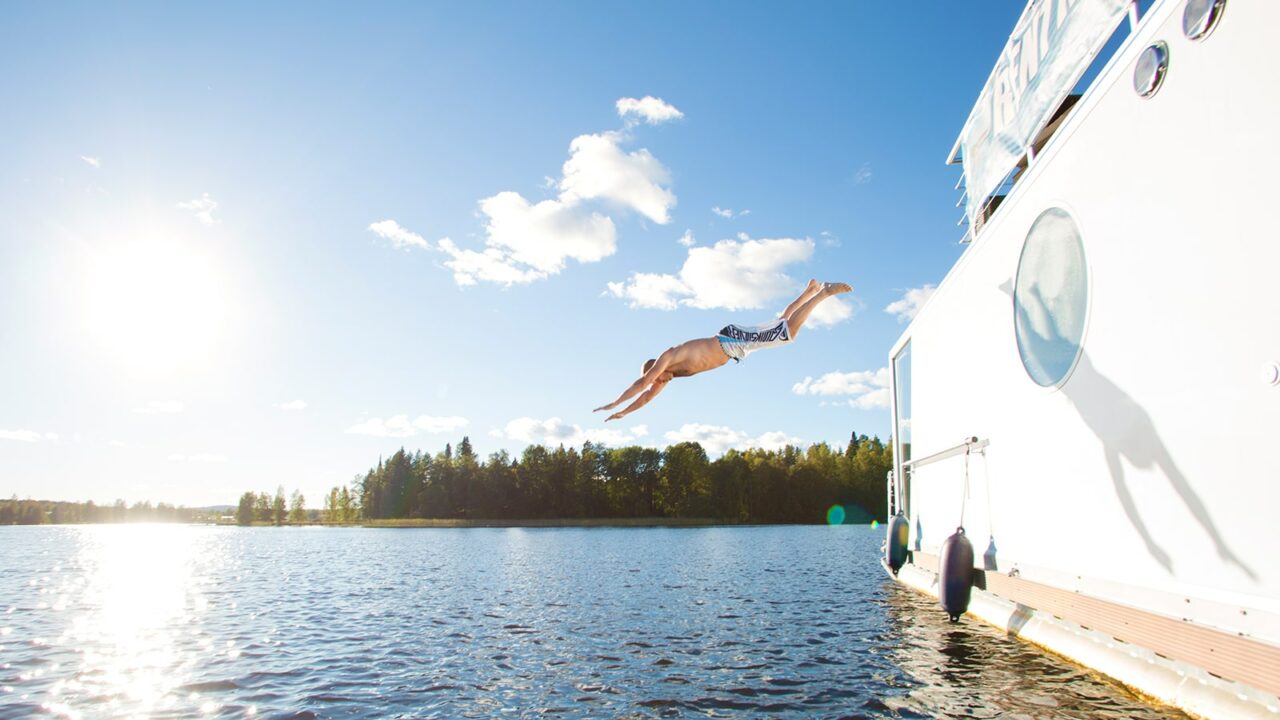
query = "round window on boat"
(1133, 42, 1169, 98)
(1014, 208, 1088, 387)
(1183, 0, 1225, 40)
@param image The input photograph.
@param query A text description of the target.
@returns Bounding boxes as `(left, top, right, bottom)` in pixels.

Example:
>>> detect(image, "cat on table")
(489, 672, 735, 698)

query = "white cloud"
(495, 416, 648, 447)
(663, 423, 802, 455)
(81, 155, 101, 169)
(177, 193, 218, 225)
(0, 429, 44, 443)
(616, 96, 684, 125)
(807, 296, 854, 328)
(133, 400, 184, 415)
(108, 440, 127, 448)
(677, 229, 695, 247)
(169, 453, 228, 463)
(605, 273, 691, 311)
(437, 102, 679, 287)
(792, 367, 891, 409)
(607, 235, 814, 311)
(753, 430, 800, 451)
(479, 192, 618, 273)
(885, 284, 936, 322)
(437, 238, 546, 287)
(347, 415, 415, 438)
(559, 131, 675, 224)
(854, 163, 873, 185)
(275, 400, 308, 411)
(368, 219, 430, 251)
(413, 415, 470, 433)
(712, 206, 733, 218)
(345, 414, 470, 438)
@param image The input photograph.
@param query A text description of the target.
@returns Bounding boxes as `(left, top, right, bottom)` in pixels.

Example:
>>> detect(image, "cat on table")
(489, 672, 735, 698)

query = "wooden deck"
(911, 552, 1280, 698)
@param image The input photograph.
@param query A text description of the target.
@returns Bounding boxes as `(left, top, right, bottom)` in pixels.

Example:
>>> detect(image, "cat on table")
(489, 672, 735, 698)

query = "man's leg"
(780, 279, 823, 320)
(785, 282, 852, 338)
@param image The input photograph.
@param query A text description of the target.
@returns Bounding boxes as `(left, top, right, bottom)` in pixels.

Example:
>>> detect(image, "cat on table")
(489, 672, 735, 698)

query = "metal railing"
(902, 436, 989, 472)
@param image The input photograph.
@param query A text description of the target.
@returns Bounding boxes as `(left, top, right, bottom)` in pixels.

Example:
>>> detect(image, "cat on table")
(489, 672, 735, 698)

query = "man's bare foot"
(804, 278, 823, 294)
(823, 281, 853, 295)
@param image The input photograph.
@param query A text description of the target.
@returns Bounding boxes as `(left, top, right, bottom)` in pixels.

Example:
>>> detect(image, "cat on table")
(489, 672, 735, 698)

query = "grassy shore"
(216, 517, 879, 528)
(359, 517, 734, 529)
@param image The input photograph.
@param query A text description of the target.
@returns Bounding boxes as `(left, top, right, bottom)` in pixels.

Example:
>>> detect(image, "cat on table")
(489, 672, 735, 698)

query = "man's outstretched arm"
(594, 357, 669, 412)
(605, 380, 669, 422)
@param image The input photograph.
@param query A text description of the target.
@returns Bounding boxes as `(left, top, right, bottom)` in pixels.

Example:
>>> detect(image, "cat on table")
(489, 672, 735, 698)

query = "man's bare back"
(593, 280, 851, 421)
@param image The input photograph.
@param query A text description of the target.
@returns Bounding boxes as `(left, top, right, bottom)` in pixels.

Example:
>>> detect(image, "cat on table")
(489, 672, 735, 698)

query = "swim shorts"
(717, 318, 792, 362)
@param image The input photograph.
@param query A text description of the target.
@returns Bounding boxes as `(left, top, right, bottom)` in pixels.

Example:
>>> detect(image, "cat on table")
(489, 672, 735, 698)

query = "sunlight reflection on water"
(76, 526, 203, 713)
(0, 525, 1185, 719)
(6, 526, 228, 718)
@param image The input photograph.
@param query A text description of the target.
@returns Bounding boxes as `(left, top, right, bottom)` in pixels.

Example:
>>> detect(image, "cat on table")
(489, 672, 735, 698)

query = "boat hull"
(885, 0, 1280, 717)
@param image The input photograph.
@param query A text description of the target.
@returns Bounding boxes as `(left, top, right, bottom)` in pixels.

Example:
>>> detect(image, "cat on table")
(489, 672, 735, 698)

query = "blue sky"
(0, 3, 1026, 506)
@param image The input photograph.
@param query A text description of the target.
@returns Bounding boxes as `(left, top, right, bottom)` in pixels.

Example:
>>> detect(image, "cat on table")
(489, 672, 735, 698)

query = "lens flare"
(871, 519, 879, 529)
(826, 505, 846, 525)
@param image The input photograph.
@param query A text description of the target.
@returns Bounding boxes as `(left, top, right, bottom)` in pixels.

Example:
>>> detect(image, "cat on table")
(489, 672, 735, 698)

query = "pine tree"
(255, 492, 271, 522)
(237, 492, 256, 525)
(272, 486, 287, 525)
(289, 490, 306, 523)
(337, 486, 353, 522)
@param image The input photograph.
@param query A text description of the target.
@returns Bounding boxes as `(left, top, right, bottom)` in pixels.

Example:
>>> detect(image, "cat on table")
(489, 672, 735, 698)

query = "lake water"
(0, 525, 1184, 719)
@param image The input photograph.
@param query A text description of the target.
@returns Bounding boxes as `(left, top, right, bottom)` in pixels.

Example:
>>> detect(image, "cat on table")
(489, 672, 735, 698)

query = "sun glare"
(59, 526, 215, 714)
(78, 236, 232, 376)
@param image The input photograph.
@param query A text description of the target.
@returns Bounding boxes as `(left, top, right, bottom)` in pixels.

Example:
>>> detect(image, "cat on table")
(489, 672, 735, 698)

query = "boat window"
(1183, 0, 1226, 40)
(1014, 208, 1089, 387)
(953, 0, 1158, 239)
(892, 342, 912, 473)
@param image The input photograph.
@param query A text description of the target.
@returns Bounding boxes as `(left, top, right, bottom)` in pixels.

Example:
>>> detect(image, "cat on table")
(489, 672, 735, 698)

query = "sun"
(78, 233, 233, 376)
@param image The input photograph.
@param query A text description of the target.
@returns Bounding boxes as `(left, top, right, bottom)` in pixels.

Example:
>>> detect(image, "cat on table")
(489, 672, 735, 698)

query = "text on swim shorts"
(717, 321, 790, 343)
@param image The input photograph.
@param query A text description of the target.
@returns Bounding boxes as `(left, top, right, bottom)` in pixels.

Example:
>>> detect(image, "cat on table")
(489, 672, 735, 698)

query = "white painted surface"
(891, 0, 1280, 649)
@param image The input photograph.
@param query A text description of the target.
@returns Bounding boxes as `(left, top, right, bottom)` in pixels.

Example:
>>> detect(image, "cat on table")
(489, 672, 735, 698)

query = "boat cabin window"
(957, 0, 1159, 240)
(1014, 208, 1089, 387)
(892, 342, 912, 509)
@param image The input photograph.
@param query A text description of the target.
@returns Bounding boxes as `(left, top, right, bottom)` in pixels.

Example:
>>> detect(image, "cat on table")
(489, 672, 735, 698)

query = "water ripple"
(0, 525, 1186, 718)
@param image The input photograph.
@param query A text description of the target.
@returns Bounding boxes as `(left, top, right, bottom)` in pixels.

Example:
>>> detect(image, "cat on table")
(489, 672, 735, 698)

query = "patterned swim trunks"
(717, 318, 792, 362)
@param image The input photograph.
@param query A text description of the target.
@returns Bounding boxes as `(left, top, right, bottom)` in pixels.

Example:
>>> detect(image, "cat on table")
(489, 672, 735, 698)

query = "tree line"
(0, 497, 201, 525)
(326, 433, 890, 524)
(235, 487, 311, 525)
(3, 433, 892, 527)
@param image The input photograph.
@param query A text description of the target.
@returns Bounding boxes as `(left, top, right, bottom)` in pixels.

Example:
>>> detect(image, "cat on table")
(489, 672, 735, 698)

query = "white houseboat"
(884, 0, 1280, 717)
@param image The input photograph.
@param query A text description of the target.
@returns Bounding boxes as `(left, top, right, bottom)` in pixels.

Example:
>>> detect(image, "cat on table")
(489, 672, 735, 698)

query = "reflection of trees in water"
(876, 583, 1188, 719)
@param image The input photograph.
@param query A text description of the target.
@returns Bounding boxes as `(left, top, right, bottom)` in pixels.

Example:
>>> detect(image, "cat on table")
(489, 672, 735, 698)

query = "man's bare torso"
(659, 337, 730, 379)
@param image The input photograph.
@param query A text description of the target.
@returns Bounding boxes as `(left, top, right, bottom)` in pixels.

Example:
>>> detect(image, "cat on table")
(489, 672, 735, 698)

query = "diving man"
(593, 280, 853, 421)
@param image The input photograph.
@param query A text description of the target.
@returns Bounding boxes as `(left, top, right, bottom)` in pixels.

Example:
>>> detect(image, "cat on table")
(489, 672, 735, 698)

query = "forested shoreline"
(324, 433, 891, 525)
(0, 498, 207, 525)
(2, 433, 892, 526)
